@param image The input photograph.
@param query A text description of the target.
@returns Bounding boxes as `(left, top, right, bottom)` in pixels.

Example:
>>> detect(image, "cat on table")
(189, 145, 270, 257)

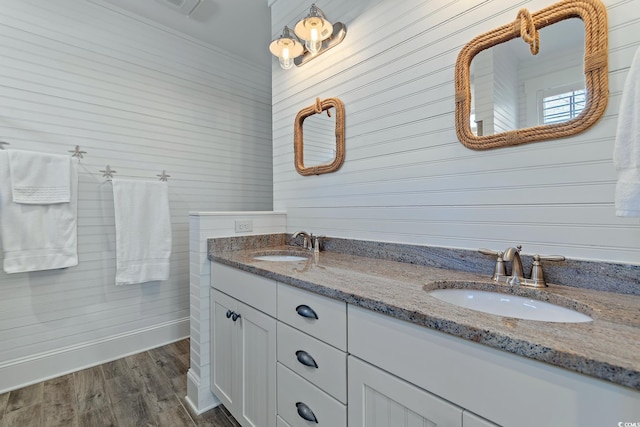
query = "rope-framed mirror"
(294, 97, 345, 176)
(454, 0, 608, 150)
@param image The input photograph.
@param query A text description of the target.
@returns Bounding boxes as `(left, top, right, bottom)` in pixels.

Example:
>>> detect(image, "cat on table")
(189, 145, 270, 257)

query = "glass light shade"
(269, 27, 304, 69)
(294, 5, 333, 52)
(279, 55, 294, 70)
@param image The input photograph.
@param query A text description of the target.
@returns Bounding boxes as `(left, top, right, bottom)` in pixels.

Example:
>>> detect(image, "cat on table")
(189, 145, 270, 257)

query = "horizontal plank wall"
(270, 0, 640, 266)
(186, 212, 286, 414)
(0, 0, 272, 392)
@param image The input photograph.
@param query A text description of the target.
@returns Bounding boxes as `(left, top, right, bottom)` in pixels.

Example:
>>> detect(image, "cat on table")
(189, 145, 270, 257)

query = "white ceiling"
(94, 0, 272, 66)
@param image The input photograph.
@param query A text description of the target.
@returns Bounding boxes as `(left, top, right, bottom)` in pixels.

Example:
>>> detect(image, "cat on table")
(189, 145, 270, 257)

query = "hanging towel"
(0, 151, 78, 273)
(8, 150, 71, 204)
(614, 46, 640, 217)
(112, 179, 172, 285)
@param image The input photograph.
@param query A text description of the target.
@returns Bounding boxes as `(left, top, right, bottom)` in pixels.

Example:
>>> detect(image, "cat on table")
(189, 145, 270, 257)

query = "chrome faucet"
(502, 246, 524, 285)
(479, 245, 565, 288)
(292, 231, 322, 254)
(292, 231, 312, 250)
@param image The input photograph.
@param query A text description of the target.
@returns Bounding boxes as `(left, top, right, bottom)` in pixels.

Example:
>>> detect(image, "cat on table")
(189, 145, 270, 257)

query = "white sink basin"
(429, 289, 592, 323)
(253, 254, 309, 262)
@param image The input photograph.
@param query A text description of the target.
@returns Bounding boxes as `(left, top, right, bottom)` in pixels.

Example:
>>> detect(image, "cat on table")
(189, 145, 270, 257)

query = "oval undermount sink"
(253, 254, 309, 262)
(429, 288, 592, 323)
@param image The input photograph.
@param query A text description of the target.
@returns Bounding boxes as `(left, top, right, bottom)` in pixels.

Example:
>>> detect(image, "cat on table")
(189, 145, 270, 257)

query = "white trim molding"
(0, 318, 189, 394)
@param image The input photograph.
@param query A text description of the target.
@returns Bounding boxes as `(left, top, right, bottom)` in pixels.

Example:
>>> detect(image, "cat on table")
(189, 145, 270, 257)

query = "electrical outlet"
(235, 220, 253, 233)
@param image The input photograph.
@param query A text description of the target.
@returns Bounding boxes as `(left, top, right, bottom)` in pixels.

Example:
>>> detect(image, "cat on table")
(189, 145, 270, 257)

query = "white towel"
(8, 150, 71, 204)
(0, 152, 78, 273)
(112, 179, 172, 285)
(614, 46, 640, 217)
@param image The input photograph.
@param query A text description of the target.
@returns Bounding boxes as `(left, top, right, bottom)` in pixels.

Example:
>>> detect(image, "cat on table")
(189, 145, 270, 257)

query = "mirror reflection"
(302, 111, 337, 166)
(454, 0, 608, 150)
(470, 18, 585, 136)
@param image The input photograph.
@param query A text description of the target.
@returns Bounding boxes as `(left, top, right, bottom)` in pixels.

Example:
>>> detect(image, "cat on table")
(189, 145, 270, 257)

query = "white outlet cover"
(235, 220, 253, 233)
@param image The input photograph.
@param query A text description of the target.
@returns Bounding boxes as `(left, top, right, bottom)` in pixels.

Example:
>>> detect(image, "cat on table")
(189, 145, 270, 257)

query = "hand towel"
(614, 46, 640, 216)
(112, 179, 172, 285)
(8, 150, 71, 204)
(0, 151, 78, 273)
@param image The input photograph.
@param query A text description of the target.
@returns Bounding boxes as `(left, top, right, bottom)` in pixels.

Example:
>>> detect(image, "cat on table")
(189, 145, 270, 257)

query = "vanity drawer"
(277, 363, 346, 427)
(277, 283, 347, 351)
(277, 321, 347, 403)
(211, 262, 276, 317)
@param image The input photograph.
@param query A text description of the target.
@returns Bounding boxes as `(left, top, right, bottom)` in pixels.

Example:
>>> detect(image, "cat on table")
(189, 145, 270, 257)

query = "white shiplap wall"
(271, 0, 640, 266)
(0, 0, 272, 392)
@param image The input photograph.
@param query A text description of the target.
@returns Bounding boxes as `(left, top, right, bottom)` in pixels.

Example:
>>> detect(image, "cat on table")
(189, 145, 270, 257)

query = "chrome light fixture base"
(294, 21, 347, 67)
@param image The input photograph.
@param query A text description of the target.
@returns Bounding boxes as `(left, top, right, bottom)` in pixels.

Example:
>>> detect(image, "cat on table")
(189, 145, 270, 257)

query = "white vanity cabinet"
(349, 355, 499, 427)
(210, 262, 277, 427)
(276, 283, 348, 427)
(210, 260, 639, 427)
(348, 305, 640, 427)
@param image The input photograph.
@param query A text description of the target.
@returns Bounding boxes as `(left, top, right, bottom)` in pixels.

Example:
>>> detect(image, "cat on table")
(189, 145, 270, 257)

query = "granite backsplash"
(208, 233, 640, 296)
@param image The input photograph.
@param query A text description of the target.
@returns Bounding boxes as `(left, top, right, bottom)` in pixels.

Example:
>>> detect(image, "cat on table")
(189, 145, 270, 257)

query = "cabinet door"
(237, 300, 277, 427)
(348, 356, 463, 427)
(211, 289, 277, 427)
(211, 289, 239, 412)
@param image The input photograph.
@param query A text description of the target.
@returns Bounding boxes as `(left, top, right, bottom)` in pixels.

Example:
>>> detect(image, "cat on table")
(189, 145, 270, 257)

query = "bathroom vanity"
(208, 235, 640, 427)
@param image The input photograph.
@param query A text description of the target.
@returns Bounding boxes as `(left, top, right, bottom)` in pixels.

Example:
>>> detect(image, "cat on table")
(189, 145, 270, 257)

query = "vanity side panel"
(348, 305, 640, 427)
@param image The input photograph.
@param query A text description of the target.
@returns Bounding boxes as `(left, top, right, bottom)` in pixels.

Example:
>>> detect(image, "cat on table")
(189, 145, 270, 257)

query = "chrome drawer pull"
(295, 350, 319, 368)
(296, 304, 318, 320)
(296, 402, 318, 423)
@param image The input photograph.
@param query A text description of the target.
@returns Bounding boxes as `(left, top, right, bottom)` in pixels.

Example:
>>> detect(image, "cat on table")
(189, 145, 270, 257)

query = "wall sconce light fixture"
(269, 3, 347, 70)
(269, 26, 304, 70)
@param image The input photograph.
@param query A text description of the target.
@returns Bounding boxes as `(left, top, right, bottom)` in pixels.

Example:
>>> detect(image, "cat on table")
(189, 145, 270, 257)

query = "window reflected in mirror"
(469, 18, 585, 136)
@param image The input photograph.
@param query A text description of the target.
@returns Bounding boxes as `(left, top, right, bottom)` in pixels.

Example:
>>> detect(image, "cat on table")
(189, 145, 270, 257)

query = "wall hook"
(157, 170, 170, 182)
(100, 165, 117, 181)
(68, 145, 87, 160)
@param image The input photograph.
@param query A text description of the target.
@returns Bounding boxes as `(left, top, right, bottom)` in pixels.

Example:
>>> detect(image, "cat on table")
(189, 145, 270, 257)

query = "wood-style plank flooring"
(0, 339, 241, 427)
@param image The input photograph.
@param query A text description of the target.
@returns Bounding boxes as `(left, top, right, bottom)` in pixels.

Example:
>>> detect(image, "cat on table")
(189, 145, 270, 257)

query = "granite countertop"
(209, 242, 640, 391)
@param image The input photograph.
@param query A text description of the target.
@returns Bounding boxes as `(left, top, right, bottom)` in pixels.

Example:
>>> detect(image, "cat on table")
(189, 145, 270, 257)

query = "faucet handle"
(530, 254, 565, 286)
(478, 248, 506, 281)
(478, 248, 499, 256)
(538, 254, 565, 262)
(312, 235, 324, 253)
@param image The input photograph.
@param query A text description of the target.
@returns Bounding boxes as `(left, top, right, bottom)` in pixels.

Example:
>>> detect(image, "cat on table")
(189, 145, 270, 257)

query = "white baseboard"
(186, 368, 221, 415)
(0, 317, 190, 394)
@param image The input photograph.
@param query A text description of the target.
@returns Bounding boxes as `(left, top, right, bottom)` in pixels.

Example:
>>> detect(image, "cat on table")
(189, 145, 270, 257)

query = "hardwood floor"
(0, 339, 241, 427)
